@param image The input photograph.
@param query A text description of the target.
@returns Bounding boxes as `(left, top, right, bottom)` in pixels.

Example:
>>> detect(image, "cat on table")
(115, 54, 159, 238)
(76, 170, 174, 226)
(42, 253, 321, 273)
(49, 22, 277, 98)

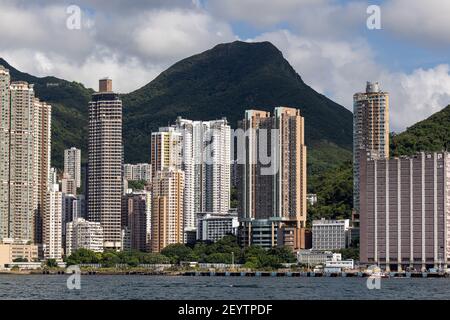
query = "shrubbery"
(66, 235, 296, 270)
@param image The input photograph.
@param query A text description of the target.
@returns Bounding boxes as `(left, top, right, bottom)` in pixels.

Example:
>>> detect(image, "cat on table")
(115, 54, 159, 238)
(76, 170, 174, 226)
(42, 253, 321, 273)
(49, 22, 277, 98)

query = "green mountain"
(391, 105, 450, 156)
(122, 41, 353, 171)
(0, 41, 353, 176)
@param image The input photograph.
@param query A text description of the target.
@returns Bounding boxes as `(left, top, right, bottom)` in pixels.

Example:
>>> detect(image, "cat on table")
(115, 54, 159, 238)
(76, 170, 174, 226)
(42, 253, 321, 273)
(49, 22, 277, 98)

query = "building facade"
(197, 212, 239, 242)
(0, 66, 51, 244)
(237, 107, 307, 250)
(312, 219, 349, 250)
(65, 218, 104, 256)
(150, 127, 182, 177)
(43, 184, 63, 261)
(172, 118, 231, 238)
(64, 147, 81, 190)
(151, 169, 184, 252)
(353, 81, 389, 215)
(124, 191, 151, 252)
(360, 152, 450, 271)
(87, 79, 123, 250)
(0, 239, 38, 268)
(123, 163, 151, 182)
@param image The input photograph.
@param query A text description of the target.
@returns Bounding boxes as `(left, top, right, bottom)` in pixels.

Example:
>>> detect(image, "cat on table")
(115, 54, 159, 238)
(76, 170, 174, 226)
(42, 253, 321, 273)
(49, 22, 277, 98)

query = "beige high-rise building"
(43, 184, 63, 261)
(237, 107, 307, 250)
(150, 127, 182, 177)
(353, 81, 389, 215)
(0, 66, 51, 243)
(88, 79, 123, 250)
(151, 169, 184, 252)
(64, 147, 81, 190)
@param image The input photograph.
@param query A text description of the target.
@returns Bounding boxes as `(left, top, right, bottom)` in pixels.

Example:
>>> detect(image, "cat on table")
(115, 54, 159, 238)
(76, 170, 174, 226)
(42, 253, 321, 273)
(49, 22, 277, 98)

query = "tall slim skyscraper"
(238, 107, 307, 250)
(151, 169, 184, 252)
(0, 66, 51, 243)
(0, 66, 11, 239)
(43, 184, 63, 261)
(353, 81, 389, 215)
(172, 118, 231, 236)
(64, 147, 81, 189)
(88, 79, 123, 250)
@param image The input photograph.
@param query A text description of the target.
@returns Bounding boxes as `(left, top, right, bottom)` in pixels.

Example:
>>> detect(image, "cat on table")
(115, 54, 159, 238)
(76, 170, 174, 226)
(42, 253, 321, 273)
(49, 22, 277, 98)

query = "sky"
(1, 0, 450, 132)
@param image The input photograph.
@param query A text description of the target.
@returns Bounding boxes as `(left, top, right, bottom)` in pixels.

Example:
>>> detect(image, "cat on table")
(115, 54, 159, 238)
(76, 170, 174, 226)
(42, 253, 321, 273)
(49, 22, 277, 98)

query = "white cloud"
(383, 0, 450, 46)
(0, 0, 449, 131)
(251, 30, 450, 131)
(0, 2, 234, 92)
(132, 9, 235, 63)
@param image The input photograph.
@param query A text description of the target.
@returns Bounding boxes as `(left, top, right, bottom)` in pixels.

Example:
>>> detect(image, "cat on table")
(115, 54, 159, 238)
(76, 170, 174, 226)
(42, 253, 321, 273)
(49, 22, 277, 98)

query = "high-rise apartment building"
(172, 118, 231, 237)
(360, 152, 450, 271)
(124, 191, 151, 252)
(0, 66, 51, 243)
(353, 82, 389, 215)
(87, 79, 123, 250)
(151, 169, 184, 252)
(43, 184, 63, 261)
(64, 147, 81, 190)
(237, 107, 307, 250)
(123, 163, 151, 182)
(150, 127, 182, 177)
(61, 173, 77, 195)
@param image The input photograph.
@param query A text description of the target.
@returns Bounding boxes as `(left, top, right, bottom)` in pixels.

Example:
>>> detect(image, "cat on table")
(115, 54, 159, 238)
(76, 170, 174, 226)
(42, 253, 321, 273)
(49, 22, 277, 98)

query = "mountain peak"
(122, 40, 353, 163)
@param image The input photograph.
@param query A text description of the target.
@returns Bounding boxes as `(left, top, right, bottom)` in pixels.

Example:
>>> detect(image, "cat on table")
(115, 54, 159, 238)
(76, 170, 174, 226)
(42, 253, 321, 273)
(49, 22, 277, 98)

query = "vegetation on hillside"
(307, 160, 353, 226)
(127, 180, 148, 191)
(391, 105, 450, 156)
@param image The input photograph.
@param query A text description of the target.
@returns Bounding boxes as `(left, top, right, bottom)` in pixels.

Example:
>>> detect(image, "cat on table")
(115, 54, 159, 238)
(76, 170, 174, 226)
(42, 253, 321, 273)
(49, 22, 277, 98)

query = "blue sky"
(0, 0, 449, 131)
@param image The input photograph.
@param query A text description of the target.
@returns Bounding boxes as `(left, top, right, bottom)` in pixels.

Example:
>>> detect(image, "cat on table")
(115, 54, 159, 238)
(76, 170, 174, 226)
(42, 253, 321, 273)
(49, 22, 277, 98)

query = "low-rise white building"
(66, 218, 104, 256)
(297, 250, 341, 266)
(312, 219, 349, 250)
(197, 212, 239, 242)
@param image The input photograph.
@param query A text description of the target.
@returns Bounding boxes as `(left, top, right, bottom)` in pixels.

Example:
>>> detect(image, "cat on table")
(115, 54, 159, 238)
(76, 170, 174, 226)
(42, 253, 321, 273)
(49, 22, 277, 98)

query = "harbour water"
(0, 275, 449, 300)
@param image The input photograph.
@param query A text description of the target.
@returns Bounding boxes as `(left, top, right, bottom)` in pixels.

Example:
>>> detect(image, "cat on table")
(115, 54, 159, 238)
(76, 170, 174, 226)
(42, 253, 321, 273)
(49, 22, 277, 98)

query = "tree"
(269, 246, 297, 263)
(127, 180, 147, 191)
(13, 257, 28, 263)
(101, 252, 121, 268)
(66, 248, 101, 265)
(161, 244, 193, 264)
(46, 259, 58, 268)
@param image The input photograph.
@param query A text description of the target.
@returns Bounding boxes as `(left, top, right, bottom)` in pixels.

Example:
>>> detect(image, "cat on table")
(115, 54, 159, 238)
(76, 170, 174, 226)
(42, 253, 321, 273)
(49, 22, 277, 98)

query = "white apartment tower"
(0, 66, 51, 243)
(171, 118, 231, 235)
(87, 79, 123, 250)
(353, 81, 389, 215)
(43, 184, 63, 261)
